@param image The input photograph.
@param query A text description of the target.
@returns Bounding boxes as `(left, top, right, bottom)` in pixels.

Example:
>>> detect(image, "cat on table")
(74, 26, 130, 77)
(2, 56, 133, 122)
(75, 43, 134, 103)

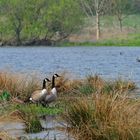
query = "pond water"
(0, 46, 140, 84)
(0, 115, 74, 140)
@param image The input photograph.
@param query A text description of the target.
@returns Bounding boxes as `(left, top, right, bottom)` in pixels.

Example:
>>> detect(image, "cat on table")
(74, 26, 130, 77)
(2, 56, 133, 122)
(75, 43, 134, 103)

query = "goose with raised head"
(29, 78, 51, 103)
(43, 74, 60, 105)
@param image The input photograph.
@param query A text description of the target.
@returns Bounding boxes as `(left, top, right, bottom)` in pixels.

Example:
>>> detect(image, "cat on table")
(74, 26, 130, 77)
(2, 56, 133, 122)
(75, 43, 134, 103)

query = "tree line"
(0, 0, 139, 46)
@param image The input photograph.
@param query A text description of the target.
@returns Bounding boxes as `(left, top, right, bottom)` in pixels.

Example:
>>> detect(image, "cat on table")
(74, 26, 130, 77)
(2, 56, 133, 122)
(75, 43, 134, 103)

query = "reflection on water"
(0, 115, 74, 140)
(21, 130, 74, 140)
(0, 46, 140, 84)
(0, 121, 25, 138)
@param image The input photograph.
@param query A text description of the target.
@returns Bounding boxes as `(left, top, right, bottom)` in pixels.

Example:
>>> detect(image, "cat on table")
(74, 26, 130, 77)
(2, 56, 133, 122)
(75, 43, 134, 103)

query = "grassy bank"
(0, 70, 140, 139)
(62, 14, 140, 47)
(59, 33, 140, 47)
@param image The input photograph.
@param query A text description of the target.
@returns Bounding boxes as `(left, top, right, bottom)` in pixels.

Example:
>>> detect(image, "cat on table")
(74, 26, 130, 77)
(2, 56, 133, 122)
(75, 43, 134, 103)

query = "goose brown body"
(29, 78, 51, 103)
(30, 89, 47, 103)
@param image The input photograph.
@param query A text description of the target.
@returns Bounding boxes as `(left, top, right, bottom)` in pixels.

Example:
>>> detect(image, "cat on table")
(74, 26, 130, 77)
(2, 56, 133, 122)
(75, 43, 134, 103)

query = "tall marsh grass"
(0, 70, 40, 100)
(65, 93, 140, 140)
(0, 132, 15, 140)
(0, 71, 136, 99)
(56, 73, 136, 96)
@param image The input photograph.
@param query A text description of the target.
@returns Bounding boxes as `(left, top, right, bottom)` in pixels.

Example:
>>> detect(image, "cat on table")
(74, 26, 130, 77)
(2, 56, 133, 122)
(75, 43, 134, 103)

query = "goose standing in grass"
(42, 74, 60, 106)
(29, 78, 51, 103)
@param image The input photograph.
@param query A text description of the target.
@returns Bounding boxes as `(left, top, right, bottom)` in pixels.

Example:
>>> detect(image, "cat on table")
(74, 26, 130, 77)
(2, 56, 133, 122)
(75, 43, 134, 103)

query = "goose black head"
(53, 74, 61, 78)
(44, 78, 51, 82)
(42, 78, 51, 89)
(51, 74, 60, 89)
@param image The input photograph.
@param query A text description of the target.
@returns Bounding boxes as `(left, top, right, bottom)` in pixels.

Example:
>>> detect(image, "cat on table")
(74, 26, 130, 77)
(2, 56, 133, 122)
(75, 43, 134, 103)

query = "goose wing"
(30, 89, 47, 102)
(44, 94, 57, 104)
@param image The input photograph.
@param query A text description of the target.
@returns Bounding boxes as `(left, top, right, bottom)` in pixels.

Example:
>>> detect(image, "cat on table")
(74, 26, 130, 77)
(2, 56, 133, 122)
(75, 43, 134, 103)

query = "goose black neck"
(42, 80, 46, 89)
(52, 76, 55, 89)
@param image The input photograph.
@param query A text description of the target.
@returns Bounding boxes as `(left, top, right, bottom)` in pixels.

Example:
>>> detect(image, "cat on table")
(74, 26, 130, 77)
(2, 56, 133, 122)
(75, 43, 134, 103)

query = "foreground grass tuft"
(65, 93, 140, 140)
(56, 73, 136, 96)
(17, 104, 63, 132)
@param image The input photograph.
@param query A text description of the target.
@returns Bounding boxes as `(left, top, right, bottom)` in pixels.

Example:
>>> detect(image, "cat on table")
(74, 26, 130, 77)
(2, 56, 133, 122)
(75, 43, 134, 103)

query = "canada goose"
(29, 78, 51, 103)
(43, 74, 60, 105)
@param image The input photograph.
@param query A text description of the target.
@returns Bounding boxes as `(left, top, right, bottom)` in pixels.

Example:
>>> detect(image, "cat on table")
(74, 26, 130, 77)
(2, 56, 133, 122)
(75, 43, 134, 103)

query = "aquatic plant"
(17, 104, 63, 133)
(0, 90, 11, 101)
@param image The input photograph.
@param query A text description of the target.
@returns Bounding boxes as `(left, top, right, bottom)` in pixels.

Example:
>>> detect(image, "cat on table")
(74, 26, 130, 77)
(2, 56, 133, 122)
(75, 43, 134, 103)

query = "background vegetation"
(0, 0, 140, 46)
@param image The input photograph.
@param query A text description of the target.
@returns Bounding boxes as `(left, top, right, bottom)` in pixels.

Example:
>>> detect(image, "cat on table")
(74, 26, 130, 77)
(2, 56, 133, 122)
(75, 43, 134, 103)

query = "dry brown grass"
(0, 131, 15, 140)
(85, 74, 105, 91)
(55, 72, 83, 95)
(56, 73, 136, 97)
(0, 110, 23, 122)
(0, 70, 40, 100)
(65, 93, 140, 140)
(111, 78, 136, 92)
(0, 71, 136, 100)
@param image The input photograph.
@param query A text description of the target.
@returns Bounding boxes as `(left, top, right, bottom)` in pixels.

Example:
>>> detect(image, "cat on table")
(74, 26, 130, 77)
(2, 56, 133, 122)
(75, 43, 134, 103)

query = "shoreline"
(1, 40, 140, 47)
(1, 33, 140, 47)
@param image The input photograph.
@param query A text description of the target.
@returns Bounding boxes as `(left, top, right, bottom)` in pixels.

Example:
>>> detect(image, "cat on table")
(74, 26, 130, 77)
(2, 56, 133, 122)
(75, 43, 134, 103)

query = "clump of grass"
(56, 74, 104, 95)
(71, 75, 103, 95)
(0, 90, 11, 101)
(112, 78, 136, 91)
(102, 78, 136, 94)
(17, 104, 63, 132)
(56, 73, 136, 96)
(0, 132, 15, 140)
(78, 84, 95, 95)
(0, 71, 135, 100)
(55, 72, 73, 94)
(55, 72, 84, 96)
(0, 101, 15, 119)
(86, 74, 105, 90)
(20, 105, 45, 133)
(65, 93, 140, 140)
(0, 70, 40, 100)
(0, 102, 63, 133)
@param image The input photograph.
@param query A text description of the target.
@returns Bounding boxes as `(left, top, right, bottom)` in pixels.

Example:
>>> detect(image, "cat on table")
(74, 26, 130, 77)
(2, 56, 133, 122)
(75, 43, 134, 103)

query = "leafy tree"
(22, 0, 49, 41)
(132, 0, 140, 14)
(44, 0, 84, 43)
(0, 0, 84, 45)
(78, 0, 110, 40)
(111, 0, 134, 31)
(1, 0, 27, 45)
